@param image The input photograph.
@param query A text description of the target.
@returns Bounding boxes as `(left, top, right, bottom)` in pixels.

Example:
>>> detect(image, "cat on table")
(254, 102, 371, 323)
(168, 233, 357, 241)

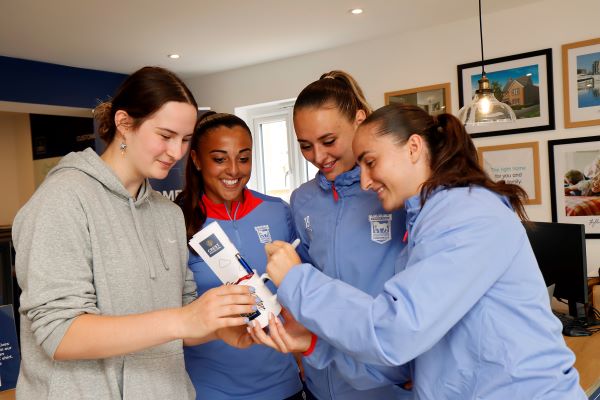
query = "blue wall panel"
(0, 56, 127, 108)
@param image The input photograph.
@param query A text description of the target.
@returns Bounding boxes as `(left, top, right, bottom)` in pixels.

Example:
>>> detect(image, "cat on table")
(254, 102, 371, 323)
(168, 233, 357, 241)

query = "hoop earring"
(120, 142, 127, 155)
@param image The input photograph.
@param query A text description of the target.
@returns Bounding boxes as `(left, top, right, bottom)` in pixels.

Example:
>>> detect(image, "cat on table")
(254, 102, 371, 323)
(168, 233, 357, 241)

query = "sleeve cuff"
(277, 262, 311, 305)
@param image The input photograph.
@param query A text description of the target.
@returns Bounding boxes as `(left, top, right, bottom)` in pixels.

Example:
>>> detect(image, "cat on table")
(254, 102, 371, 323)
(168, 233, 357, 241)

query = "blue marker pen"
(234, 254, 261, 322)
(235, 253, 254, 275)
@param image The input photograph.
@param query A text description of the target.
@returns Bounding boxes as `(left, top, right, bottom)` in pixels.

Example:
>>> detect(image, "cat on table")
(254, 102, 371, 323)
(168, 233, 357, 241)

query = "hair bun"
(93, 101, 114, 142)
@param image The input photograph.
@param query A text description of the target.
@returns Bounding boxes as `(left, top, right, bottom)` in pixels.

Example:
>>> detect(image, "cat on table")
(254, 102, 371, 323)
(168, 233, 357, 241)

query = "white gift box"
(188, 221, 249, 284)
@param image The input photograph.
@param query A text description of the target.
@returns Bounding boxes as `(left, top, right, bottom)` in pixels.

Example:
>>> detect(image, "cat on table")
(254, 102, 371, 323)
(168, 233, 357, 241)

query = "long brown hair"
(94, 66, 197, 145)
(362, 104, 529, 220)
(293, 70, 372, 121)
(176, 112, 253, 240)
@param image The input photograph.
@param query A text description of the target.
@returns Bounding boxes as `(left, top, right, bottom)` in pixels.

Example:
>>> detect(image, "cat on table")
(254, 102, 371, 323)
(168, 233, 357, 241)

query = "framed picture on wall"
(562, 37, 600, 128)
(477, 142, 541, 205)
(384, 83, 451, 116)
(548, 135, 600, 238)
(457, 48, 555, 138)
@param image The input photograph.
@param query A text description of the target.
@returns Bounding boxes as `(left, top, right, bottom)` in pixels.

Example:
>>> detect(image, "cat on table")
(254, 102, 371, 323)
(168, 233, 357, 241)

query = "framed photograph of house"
(562, 38, 600, 128)
(477, 142, 541, 205)
(385, 83, 451, 116)
(548, 135, 600, 238)
(458, 48, 555, 138)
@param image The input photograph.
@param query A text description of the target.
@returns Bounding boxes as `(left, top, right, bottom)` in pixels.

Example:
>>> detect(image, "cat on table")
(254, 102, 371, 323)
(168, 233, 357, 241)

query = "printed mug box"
(0, 304, 20, 391)
(189, 221, 284, 327)
(188, 221, 248, 284)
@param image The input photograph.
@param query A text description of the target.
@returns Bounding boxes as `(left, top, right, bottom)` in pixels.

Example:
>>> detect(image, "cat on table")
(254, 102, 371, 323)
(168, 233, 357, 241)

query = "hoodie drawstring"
(148, 200, 170, 272)
(129, 197, 157, 279)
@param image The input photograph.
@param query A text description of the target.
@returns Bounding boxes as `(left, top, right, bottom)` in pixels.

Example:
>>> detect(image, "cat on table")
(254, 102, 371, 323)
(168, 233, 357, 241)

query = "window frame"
(235, 99, 313, 198)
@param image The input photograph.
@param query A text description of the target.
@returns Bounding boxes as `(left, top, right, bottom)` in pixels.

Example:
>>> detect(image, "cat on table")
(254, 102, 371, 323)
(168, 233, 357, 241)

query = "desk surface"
(565, 332, 600, 396)
(553, 287, 600, 397)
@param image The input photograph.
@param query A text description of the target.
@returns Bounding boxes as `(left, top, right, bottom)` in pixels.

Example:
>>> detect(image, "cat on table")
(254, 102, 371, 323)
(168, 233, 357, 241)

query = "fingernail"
(254, 297, 262, 304)
(246, 326, 252, 333)
(252, 305, 258, 311)
(269, 312, 275, 319)
(243, 317, 250, 323)
(248, 287, 256, 293)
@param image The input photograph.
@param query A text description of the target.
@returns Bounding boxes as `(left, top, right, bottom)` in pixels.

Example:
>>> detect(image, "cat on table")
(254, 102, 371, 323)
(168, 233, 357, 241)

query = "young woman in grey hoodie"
(13, 66, 256, 400)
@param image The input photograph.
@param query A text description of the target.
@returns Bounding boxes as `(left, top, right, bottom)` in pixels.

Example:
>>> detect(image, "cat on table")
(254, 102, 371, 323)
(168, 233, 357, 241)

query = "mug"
(236, 269, 281, 328)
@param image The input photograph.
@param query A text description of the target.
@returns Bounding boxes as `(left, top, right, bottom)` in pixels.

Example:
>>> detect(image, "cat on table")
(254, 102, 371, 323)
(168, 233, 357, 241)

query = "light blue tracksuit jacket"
(291, 167, 412, 400)
(280, 187, 586, 400)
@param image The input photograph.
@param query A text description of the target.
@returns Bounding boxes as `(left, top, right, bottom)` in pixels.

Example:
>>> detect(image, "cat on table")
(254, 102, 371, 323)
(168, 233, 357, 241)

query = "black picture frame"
(548, 135, 600, 239)
(458, 48, 555, 138)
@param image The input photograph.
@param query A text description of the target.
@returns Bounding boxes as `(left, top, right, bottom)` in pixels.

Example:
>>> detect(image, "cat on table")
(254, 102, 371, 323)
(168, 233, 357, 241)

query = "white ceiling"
(1, 0, 545, 78)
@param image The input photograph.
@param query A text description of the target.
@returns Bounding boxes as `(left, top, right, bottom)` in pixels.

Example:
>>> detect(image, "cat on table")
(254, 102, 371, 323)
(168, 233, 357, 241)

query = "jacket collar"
(202, 188, 262, 220)
(316, 164, 361, 192)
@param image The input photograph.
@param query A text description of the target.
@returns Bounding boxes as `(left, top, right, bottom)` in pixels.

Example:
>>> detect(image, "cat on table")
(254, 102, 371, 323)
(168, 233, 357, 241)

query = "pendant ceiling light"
(457, 0, 516, 126)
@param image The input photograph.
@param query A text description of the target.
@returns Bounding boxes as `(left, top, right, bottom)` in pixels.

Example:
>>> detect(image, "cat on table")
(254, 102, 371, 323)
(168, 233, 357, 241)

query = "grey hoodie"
(13, 148, 197, 399)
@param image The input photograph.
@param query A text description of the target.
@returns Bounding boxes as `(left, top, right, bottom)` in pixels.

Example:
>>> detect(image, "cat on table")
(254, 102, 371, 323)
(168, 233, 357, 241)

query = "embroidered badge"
(254, 225, 272, 244)
(369, 214, 392, 244)
(304, 215, 312, 233)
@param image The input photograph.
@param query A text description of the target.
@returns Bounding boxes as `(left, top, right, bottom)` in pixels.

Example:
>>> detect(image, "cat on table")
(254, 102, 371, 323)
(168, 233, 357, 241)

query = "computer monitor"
(522, 221, 588, 319)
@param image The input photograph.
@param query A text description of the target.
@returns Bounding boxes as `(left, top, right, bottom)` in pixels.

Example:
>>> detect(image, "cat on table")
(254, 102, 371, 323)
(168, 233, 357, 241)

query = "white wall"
(186, 0, 600, 277)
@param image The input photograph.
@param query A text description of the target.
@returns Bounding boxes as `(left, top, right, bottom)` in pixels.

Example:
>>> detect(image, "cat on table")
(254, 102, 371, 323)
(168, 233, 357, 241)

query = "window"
(236, 99, 318, 202)
(512, 88, 520, 95)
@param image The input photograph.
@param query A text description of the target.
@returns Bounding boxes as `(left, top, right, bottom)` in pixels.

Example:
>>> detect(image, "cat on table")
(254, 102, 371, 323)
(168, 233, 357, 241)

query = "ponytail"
(363, 104, 529, 220)
(294, 70, 371, 122)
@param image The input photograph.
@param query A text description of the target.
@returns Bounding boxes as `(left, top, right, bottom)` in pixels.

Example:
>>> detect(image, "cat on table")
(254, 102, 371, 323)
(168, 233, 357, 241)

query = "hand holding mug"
(216, 325, 254, 349)
(178, 285, 256, 340)
(247, 308, 313, 354)
(236, 269, 282, 328)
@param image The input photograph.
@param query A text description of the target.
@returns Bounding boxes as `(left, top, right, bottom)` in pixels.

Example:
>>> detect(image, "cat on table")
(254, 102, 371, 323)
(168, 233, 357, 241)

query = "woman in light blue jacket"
(286, 71, 411, 400)
(252, 104, 586, 400)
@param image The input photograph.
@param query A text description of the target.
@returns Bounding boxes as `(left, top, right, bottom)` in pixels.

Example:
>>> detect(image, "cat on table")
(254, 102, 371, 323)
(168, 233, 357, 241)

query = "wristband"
(302, 333, 318, 357)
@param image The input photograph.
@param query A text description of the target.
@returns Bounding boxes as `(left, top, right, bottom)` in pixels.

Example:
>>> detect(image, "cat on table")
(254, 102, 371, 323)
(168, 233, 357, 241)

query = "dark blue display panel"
(0, 56, 126, 109)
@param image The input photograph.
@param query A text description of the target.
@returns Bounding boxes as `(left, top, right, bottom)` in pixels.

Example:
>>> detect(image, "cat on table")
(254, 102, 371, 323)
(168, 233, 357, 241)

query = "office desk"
(552, 279, 600, 397)
(565, 332, 600, 396)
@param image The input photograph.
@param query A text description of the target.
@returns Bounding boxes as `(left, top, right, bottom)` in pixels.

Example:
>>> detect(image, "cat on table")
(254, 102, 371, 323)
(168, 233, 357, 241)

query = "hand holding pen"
(236, 238, 300, 281)
(264, 239, 302, 287)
